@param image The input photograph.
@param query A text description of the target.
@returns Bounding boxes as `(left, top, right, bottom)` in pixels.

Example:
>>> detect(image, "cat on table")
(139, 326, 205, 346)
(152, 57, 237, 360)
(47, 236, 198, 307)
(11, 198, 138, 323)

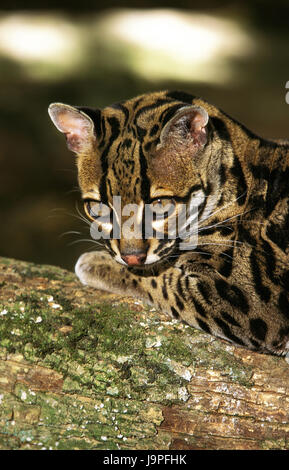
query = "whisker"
(218, 250, 234, 260)
(67, 238, 103, 247)
(196, 242, 238, 248)
(179, 208, 255, 246)
(60, 205, 91, 227)
(198, 208, 254, 232)
(178, 199, 252, 239)
(45, 206, 92, 230)
(186, 192, 243, 229)
(65, 188, 81, 195)
(169, 250, 211, 258)
(46, 208, 69, 219)
(175, 191, 247, 232)
(59, 230, 83, 239)
(203, 191, 248, 221)
(232, 220, 266, 226)
(47, 207, 67, 213)
(68, 213, 91, 225)
(197, 223, 234, 234)
(75, 201, 92, 225)
(168, 249, 233, 264)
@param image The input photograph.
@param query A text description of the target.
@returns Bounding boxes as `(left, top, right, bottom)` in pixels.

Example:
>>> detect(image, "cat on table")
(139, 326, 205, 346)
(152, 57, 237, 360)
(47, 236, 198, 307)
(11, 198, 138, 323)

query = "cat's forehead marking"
(101, 98, 188, 203)
(97, 93, 213, 204)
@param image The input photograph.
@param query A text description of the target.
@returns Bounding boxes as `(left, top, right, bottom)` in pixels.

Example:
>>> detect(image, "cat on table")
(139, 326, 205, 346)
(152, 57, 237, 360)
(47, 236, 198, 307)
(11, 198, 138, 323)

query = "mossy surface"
(1, 256, 75, 282)
(0, 257, 288, 450)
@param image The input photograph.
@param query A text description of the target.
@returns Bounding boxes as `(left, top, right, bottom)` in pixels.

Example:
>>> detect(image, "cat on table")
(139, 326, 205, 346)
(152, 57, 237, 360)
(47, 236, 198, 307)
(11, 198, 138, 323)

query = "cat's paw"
(75, 251, 115, 290)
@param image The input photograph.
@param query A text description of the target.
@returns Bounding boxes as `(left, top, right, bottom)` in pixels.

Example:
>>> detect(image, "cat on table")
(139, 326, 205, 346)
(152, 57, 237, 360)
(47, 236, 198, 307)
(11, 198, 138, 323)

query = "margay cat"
(48, 90, 289, 356)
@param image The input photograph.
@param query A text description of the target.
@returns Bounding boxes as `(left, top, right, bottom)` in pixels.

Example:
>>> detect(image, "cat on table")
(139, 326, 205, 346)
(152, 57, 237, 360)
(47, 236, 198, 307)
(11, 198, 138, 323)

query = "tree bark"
(0, 256, 289, 450)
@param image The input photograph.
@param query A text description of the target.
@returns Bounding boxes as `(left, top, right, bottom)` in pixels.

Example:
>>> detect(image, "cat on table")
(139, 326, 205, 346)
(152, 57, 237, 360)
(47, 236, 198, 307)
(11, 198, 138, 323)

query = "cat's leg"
(75, 250, 179, 305)
(76, 250, 240, 344)
(75, 251, 208, 329)
(75, 251, 289, 354)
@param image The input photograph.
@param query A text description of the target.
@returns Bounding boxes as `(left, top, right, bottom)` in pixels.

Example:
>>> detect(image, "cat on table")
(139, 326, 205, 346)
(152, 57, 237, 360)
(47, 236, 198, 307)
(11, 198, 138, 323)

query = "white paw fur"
(75, 251, 110, 290)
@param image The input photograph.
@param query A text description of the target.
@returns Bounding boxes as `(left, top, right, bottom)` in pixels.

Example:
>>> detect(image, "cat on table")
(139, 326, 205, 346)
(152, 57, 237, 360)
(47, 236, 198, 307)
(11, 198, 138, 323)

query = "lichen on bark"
(0, 256, 289, 450)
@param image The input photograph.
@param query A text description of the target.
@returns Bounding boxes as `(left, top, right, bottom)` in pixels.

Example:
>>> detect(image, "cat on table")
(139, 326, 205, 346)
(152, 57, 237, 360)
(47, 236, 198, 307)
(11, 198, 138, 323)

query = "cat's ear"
(48, 103, 96, 154)
(159, 105, 209, 151)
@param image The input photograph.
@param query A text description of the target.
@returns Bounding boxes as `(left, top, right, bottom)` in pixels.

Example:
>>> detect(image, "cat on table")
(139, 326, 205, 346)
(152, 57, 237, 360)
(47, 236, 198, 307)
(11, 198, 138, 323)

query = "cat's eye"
(84, 200, 107, 220)
(149, 198, 176, 219)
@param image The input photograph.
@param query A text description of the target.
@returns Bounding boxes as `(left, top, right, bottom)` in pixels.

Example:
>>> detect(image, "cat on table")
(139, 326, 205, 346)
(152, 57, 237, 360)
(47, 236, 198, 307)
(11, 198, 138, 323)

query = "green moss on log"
(1, 257, 288, 450)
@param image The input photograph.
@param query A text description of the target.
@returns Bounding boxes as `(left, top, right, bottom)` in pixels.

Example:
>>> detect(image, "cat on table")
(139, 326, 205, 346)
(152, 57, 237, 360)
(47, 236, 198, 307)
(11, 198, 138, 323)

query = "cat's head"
(48, 91, 233, 267)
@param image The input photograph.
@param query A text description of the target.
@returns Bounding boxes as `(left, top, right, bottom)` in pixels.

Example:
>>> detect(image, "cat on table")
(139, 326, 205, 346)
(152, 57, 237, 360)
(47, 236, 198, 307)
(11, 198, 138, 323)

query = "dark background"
(1, 0, 289, 271)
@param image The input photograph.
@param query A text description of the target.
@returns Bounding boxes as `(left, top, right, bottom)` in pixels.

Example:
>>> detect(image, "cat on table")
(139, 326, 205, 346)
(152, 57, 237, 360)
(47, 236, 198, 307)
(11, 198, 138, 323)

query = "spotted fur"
(49, 90, 289, 355)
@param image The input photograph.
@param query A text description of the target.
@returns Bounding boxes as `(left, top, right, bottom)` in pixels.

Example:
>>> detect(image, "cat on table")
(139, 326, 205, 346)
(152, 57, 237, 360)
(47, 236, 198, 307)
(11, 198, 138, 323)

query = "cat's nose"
(121, 252, 147, 266)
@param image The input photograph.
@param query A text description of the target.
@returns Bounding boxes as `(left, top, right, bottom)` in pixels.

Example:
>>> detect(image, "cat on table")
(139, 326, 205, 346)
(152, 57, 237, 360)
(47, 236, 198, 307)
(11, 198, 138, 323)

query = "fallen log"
(0, 257, 289, 450)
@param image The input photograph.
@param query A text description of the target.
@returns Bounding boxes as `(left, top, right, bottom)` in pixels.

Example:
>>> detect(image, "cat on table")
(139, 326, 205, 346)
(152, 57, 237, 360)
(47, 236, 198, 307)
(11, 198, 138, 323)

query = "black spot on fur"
(196, 318, 211, 335)
(230, 156, 247, 205)
(249, 163, 270, 181)
(135, 99, 173, 120)
(148, 292, 153, 303)
(162, 275, 168, 300)
(220, 311, 241, 327)
(110, 102, 129, 125)
(197, 281, 212, 305)
(215, 279, 249, 315)
(171, 306, 180, 319)
(250, 339, 261, 349)
(238, 225, 257, 246)
(266, 202, 289, 252)
(176, 277, 185, 298)
(150, 124, 159, 136)
(266, 165, 289, 216)
(218, 247, 234, 278)
(166, 90, 195, 104)
(219, 163, 227, 185)
(278, 291, 289, 320)
(249, 252, 271, 303)
(174, 293, 184, 311)
(262, 239, 278, 285)
(191, 296, 207, 318)
(214, 317, 245, 346)
(138, 146, 150, 202)
(281, 270, 289, 287)
(278, 326, 289, 340)
(250, 318, 268, 342)
(123, 138, 132, 149)
(99, 116, 120, 204)
(144, 142, 152, 152)
(210, 117, 231, 143)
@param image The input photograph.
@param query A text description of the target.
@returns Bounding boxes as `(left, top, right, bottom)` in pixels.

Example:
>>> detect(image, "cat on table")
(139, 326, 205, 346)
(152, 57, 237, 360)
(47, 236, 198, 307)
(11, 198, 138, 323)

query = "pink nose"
(121, 253, 146, 266)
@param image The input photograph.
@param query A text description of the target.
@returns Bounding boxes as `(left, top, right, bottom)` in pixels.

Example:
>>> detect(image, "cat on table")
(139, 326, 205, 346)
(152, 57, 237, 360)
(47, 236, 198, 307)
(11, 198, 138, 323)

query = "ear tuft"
(48, 103, 96, 154)
(159, 105, 209, 151)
